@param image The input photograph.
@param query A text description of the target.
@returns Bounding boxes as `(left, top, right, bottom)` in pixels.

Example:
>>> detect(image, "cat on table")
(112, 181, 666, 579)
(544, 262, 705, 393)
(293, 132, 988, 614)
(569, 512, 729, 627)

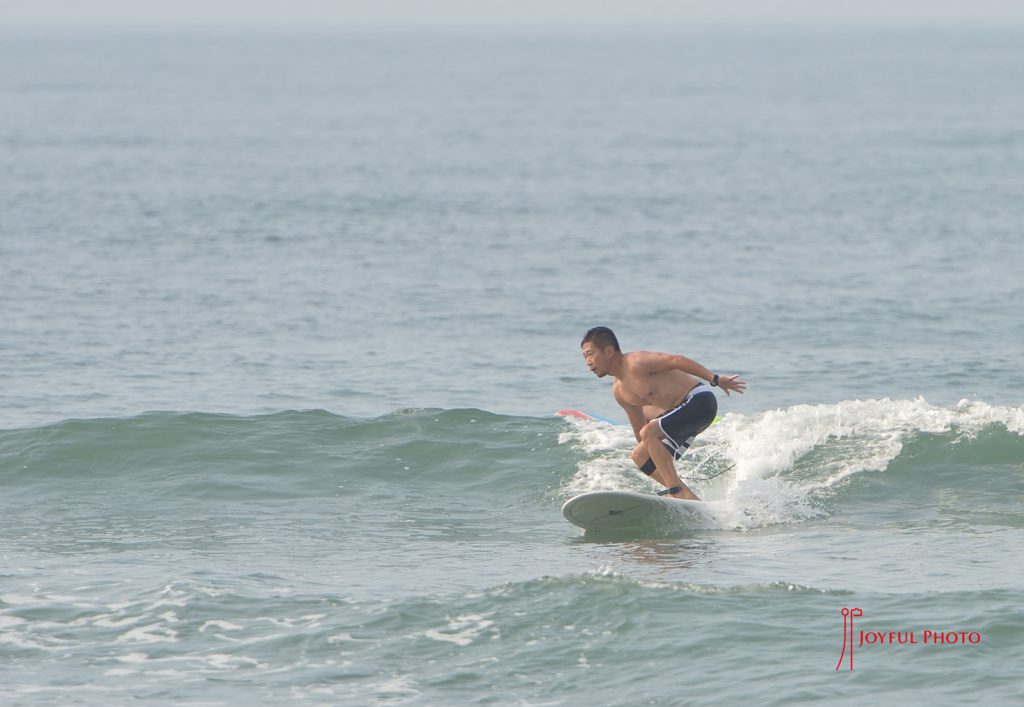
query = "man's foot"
(658, 485, 701, 501)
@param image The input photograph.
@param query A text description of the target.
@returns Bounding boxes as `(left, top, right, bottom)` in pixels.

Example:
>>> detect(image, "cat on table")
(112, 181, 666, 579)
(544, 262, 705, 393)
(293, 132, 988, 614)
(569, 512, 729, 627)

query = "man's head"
(581, 326, 621, 378)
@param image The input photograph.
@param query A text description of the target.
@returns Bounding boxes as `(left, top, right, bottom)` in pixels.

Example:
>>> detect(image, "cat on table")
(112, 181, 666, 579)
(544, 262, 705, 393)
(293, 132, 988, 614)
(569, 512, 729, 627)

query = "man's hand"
(717, 374, 747, 396)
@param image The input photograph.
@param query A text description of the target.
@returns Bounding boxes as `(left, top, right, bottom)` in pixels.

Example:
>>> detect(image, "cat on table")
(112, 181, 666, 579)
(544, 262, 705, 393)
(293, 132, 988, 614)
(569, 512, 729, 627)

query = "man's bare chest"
(616, 370, 693, 406)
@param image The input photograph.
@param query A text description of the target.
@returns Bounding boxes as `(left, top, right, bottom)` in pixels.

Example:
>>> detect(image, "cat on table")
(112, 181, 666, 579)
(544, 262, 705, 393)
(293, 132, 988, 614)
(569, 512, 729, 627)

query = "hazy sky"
(3, 0, 1024, 27)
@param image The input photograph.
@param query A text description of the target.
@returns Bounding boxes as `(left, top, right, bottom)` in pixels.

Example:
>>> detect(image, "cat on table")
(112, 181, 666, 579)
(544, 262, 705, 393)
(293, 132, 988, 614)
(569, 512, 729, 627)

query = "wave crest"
(558, 398, 1024, 530)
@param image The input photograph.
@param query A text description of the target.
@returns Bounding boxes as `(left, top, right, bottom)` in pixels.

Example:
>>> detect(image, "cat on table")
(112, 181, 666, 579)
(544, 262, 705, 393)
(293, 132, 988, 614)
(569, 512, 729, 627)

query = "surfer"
(580, 326, 746, 500)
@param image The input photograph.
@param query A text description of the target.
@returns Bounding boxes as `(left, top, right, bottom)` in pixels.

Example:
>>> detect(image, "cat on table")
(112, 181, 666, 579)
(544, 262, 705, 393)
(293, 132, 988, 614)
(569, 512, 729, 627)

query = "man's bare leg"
(631, 441, 674, 489)
(640, 421, 700, 501)
(634, 406, 676, 483)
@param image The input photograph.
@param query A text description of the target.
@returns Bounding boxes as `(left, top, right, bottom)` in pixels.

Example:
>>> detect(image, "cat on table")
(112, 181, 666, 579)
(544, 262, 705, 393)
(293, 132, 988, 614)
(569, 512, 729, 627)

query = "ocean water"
(2, 25, 1023, 705)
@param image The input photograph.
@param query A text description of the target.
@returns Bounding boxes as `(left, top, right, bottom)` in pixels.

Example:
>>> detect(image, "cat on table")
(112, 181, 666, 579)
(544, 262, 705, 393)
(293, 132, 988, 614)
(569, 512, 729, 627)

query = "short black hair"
(581, 326, 620, 352)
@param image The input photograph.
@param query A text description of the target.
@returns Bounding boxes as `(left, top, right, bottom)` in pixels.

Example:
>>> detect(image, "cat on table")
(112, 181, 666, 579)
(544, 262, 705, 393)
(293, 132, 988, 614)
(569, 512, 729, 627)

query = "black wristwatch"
(711, 374, 720, 387)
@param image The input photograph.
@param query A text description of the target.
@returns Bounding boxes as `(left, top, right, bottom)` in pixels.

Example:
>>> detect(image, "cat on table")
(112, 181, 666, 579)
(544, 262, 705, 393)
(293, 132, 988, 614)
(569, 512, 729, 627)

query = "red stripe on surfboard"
(556, 410, 593, 420)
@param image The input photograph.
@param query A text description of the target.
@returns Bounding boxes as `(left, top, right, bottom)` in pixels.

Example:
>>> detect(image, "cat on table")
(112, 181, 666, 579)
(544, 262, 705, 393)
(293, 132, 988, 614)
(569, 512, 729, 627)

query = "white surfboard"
(561, 490, 705, 530)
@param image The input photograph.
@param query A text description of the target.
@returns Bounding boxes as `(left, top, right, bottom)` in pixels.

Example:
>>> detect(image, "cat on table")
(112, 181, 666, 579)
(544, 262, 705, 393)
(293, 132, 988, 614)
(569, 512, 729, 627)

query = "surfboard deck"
(561, 490, 705, 530)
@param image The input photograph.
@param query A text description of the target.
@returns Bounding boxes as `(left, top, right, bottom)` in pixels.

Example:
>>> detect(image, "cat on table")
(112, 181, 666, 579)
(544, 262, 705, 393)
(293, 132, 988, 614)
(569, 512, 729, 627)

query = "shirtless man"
(580, 326, 746, 500)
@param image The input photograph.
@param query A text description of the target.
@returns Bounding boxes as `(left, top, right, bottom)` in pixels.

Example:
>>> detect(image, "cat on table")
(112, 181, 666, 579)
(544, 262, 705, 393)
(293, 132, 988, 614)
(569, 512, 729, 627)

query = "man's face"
(581, 342, 611, 378)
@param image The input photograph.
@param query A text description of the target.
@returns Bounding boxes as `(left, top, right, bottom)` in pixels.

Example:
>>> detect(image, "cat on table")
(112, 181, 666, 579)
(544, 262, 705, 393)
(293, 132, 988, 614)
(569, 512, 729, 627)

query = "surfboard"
(556, 409, 621, 425)
(561, 490, 705, 531)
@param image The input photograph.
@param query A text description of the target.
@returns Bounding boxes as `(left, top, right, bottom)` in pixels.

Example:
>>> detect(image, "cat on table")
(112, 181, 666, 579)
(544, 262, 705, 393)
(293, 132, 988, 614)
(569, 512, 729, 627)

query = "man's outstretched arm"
(635, 351, 747, 395)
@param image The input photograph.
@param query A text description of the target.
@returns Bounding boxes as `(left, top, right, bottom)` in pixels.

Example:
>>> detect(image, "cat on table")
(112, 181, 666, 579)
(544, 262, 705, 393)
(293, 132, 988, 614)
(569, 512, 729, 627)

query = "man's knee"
(640, 420, 662, 442)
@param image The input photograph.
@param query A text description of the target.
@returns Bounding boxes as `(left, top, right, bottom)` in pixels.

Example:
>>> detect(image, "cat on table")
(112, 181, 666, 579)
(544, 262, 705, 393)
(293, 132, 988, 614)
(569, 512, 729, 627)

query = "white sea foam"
(92, 614, 146, 628)
(370, 675, 422, 702)
(117, 623, 179, 644)
(0, 631, 48, 650)
(423, 613, 497, 647)
(199, 619, 244, 633)
(255, 614, 324, 629)
(0, 592, 80, 606)
(719, 397, 1022, 489)
(203, 653, 266, 670)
